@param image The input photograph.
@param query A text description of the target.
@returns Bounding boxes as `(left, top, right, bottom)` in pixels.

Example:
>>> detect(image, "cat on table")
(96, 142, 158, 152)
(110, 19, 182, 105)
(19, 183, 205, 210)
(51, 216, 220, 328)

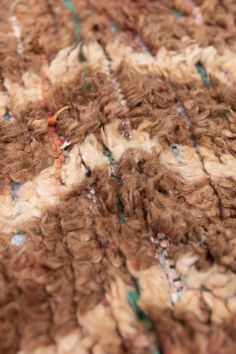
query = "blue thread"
(12, 181, 21, 201)
(3, 108, 12, 122)
(11, 233, 27, 247)
(170, 144, 182, 159)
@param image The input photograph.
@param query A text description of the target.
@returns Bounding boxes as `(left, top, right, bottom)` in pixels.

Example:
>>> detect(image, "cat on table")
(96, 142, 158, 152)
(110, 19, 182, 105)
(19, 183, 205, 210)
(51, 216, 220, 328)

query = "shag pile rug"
(1, 0, 236, 353)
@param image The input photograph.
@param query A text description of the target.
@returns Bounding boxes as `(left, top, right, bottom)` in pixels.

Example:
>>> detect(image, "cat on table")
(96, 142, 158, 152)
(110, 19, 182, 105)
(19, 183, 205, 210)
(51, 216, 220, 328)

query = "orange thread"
(47, 106, 69, 185)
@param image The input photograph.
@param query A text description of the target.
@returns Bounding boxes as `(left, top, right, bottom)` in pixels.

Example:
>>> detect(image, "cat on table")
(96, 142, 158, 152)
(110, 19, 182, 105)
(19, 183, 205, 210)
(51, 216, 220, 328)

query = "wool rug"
(1, 0, 236, 353)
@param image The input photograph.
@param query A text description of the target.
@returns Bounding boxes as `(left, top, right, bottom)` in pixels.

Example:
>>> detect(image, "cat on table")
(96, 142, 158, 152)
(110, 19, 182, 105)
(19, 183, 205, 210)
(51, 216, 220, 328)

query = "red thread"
(47, 106, 69, 185)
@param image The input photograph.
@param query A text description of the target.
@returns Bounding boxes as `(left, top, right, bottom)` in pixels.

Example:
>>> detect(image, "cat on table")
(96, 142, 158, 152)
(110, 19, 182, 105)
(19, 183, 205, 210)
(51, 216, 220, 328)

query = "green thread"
(73, 14, 82, 43)
(83, 67, 89, 77)
(64, 0, 92, 91)
(81, 67, 92, 91)
(159, 236, 168, 241)
(200, 284, 210, 292)
(111, 20, 121, 32)
(86, 82, 93, 92)
(82, 67, 93, 91)
(64, 0, 82, 43)
(128, 290, 150, 322)
(173, 10, 183, 18)
(153, 349, 161, 354)
(195, 62, 210, 87)
(104, 148, 115, 164)
(64, 0, 76, 12)
(133, 277, 141, 293)
(164, 255, 172, 260)
(128, 279, 162, 353)
(128, 279, 149, 323)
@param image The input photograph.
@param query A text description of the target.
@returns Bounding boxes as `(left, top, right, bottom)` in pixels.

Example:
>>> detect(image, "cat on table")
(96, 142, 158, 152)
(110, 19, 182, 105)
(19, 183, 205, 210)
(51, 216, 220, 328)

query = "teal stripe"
(82, 66, 89, 77)
(64, 0, 92, 90)
(127, 279, 162, 354)
(104, 148, 115, 164)
(64, 0, 83, 50)
(153, 349, 161, 354)
(64, 0, 77, 13)
(128, 289, 150, 323)
(173, 10, 183, 18)
(195, 62, 210, 87)
(73, 15, 82, 44)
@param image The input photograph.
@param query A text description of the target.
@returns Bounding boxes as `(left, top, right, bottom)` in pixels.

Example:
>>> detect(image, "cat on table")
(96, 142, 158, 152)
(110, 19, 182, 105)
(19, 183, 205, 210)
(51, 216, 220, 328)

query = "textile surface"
(0, 1, 236, 353)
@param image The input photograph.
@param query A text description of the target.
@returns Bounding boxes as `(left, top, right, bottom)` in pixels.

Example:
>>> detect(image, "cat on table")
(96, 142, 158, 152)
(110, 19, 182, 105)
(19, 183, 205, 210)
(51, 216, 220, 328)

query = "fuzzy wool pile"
(1, 0, 236, 353)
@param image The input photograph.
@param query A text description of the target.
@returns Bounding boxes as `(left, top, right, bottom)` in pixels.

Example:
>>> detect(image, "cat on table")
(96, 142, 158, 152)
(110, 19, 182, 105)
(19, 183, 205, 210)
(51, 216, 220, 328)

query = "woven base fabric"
(1, 0, 236, 353)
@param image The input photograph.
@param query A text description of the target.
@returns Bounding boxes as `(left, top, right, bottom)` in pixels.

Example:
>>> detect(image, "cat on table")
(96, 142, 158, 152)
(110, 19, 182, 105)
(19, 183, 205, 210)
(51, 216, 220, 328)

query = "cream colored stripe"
(2, 121, 236, 233)
(83, 42, 128, 109)
(10, 15, 24, 55)
(176, 252, 236, 325)
(4, 39, 236, 117)
(105, 40, 236, 84)
(0, 120, 158, 233)
(4, 45, 82, 114)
